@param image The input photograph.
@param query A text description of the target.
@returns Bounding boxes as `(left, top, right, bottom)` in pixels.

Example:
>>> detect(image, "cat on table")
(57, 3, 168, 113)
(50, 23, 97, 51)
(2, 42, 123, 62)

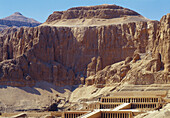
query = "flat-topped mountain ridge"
(44, 4, 149, 27)
(47, 4, 140, 21)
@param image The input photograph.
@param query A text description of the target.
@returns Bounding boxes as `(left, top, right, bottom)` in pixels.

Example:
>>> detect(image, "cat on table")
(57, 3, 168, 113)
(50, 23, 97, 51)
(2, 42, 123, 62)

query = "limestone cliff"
(85, 13, 170, 86)
(0, 5, 169, 88)
(153, 13, 170, 72)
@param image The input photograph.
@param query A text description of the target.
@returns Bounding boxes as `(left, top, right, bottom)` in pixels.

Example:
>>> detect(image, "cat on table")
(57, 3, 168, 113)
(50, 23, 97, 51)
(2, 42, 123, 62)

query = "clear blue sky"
(0, 0, 169, 23)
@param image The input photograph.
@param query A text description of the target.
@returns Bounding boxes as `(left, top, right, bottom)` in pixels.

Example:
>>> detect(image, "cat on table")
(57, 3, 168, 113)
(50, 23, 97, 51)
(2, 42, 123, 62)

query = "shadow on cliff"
(18, 81, 73, 95)
(20, 86, 41, 95)
(0, 85, 41, 95)
(0, 26, 93, 95)
(0, 85, 8, 88)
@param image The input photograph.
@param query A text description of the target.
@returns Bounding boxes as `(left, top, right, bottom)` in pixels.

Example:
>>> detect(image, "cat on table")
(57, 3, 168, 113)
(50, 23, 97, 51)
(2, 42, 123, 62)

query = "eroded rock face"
(0, 21, 157, 87)
(85, 13, 170, 86)
(86, 51, 169, 87)
(153, 13, 170, 72)
(0, 5, 169, 87)
(46, 4, 140, 22)
(87, 56, 103, 77)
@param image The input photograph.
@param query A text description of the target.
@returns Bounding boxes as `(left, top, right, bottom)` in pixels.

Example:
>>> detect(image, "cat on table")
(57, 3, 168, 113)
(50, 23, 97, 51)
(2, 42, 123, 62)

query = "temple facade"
(61, 91, 168, 118)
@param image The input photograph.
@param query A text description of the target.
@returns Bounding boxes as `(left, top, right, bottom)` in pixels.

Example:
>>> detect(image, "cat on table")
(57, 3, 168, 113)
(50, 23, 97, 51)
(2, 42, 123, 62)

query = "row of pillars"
(131, 104, 157, 109)
(101, 98, 159, 103)
(64, 113, 83, 118)
(87, 103, 100, 110)
(100, 104, 120, 109)
(101, 112, 130, 118)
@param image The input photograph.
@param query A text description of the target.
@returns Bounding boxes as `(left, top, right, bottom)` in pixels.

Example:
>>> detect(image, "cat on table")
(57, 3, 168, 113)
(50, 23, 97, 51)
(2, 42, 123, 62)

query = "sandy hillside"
(0, 81, 73, 112)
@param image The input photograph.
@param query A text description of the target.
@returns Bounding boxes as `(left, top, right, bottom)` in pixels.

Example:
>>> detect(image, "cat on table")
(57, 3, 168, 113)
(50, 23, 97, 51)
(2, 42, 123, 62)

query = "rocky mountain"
(43, 4, 149, 27)
(46, 4, 140, 22)
(0, 4, 169, 87)
(0, 12, 41, 31)
(0, 4, 169, 112)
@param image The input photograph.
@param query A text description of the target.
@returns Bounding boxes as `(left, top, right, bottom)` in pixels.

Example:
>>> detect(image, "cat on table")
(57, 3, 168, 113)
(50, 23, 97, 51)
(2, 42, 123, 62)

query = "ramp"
(79, 103, 131, 118)
(112, 103, 131, 111)
(79, 110, 101, 118)
(11, 113, 27, 118)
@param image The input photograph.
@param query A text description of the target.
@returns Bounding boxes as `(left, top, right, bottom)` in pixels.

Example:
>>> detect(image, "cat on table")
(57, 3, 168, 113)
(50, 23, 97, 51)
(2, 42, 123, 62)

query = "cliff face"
(0, 5, 169, 87)
(153, 13, 170, 72)
(85, 13, 170, 86)
(0, 22, 157, 87)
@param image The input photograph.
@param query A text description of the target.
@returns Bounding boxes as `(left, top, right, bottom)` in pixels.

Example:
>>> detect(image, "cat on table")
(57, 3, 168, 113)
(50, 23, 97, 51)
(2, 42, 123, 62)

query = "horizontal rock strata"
(46, 4, 140, 22)
(0, 5, 169, 87)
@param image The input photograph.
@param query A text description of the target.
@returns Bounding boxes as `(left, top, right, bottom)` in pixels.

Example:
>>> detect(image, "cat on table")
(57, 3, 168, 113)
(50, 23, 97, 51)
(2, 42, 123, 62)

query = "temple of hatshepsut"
(59, 91, 169, 118)
(1, 90, 169, 118)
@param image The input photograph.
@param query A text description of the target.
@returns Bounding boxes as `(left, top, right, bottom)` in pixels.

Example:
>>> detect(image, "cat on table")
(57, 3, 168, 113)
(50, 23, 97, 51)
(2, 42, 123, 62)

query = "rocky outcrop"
(46, 4, 140, 23)
(87, 56, 103, 77)
(152, 13, 170, 72)
(85, 13, 170, 86)
(85, 51, 169, 87)
(146, 53, 162, 72)
(0, 24, 9, 31)
(0, 27, 18, 37)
